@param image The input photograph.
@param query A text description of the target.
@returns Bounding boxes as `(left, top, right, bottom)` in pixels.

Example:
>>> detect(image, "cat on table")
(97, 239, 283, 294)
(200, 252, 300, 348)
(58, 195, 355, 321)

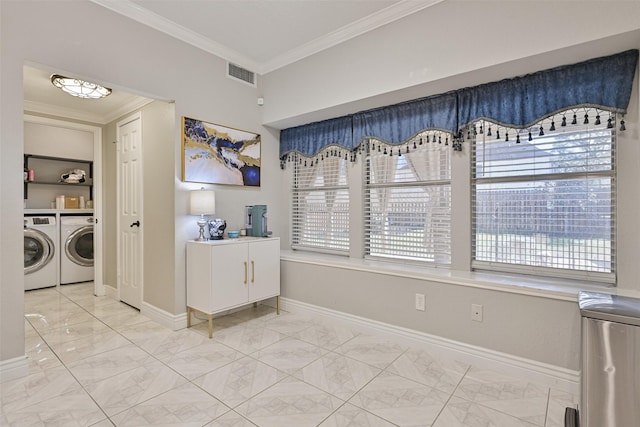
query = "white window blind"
(472, 108, 616, 282)
(365, 136, 451, 263)
(292, 155, 349, 253)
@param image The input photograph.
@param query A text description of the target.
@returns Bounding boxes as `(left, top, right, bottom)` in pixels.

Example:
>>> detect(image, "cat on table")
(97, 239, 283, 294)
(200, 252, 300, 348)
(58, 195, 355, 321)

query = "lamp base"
(195, 216, 207, 241)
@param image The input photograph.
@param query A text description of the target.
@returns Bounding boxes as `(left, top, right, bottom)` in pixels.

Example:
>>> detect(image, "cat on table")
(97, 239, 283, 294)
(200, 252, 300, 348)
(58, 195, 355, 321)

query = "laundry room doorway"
(117, 112, 143, 309)
(23, 114, 104, 297)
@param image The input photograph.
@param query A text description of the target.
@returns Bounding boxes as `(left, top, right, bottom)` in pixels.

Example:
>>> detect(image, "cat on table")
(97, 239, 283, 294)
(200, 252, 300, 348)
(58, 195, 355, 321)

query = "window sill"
(279, 250, 638, 302)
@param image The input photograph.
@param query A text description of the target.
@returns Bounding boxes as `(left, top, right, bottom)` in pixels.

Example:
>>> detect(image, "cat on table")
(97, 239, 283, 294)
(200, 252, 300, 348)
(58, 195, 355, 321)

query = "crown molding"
(259, 0, 445, 74)
(24, 97, 154, 125)
(91, 0, 444, 75)
(102, 97, 155, 124)
(90, 0, 260, 72)
(23, 100, 106, 124)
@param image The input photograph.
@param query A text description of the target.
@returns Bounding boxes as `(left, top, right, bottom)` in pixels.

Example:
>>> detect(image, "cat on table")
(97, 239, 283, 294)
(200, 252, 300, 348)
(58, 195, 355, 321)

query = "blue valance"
(352, 92, 458, 145)
(458, 49, 639, 129)
(279, 49, 638, 161)
(279, 116, 353, 159)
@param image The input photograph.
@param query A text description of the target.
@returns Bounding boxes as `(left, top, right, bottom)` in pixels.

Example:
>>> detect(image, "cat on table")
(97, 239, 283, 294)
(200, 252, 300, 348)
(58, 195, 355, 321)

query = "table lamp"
(190, 188, 215, 241)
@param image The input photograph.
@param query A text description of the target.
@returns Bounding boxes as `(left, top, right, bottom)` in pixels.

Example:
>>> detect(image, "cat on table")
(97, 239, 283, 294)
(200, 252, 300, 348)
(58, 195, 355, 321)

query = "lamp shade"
(190, 189, 215, 215)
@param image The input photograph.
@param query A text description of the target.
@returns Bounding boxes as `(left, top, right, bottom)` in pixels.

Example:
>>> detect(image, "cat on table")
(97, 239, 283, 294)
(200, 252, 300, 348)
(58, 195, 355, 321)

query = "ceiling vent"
(227, 63, 256, 87)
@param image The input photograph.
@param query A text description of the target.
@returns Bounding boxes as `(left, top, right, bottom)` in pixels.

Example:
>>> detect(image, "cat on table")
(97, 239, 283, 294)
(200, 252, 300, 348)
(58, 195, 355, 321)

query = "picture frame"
(181, 116, 261, 186)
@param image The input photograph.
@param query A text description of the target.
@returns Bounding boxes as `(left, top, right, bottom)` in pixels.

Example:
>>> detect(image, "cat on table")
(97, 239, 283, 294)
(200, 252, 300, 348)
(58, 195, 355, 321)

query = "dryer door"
(24, 228, 55, 274)
(65, 225, 94, 267)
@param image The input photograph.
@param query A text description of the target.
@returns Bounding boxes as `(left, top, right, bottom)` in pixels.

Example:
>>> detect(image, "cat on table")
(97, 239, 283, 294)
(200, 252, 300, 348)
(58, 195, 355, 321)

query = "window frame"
(470, 112, 617, 284)
(363, 135, 453, 265)
(290, 153, 350, 255)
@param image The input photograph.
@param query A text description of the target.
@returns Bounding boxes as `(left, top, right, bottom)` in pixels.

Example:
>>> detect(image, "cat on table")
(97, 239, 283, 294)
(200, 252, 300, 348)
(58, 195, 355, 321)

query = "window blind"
(292, 155, 349, 253)
(365, 137, 451, 264)
(472, 109, 616, 282)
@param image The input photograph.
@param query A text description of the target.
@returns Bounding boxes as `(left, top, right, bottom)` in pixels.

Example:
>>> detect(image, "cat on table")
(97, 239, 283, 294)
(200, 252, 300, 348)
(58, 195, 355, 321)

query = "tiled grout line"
(23, 292, 114, 425)
(26, 286, 205, 425)
(23, 286, 569, 427)
(429, 363, 473, 426)
(338, 346, 409, 426)
(190, 311, 452, 426)
(192, 317, 376, 425)
(543, 389, 551, 427)
(70, 294, 236, 425)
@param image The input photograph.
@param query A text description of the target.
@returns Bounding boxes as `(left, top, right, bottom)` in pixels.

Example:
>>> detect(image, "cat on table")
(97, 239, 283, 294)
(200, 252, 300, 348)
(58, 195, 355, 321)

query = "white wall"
(0, 1, 279, 363)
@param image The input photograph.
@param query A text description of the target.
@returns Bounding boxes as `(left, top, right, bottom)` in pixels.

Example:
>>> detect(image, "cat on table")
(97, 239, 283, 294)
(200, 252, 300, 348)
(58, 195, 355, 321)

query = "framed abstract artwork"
(181, 116, 261, 186)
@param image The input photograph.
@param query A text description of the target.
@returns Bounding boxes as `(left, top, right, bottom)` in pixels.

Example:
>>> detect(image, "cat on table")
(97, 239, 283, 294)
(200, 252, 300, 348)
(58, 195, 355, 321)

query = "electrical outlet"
(415, 293, 426, 311)
(471, 304, 483, 322)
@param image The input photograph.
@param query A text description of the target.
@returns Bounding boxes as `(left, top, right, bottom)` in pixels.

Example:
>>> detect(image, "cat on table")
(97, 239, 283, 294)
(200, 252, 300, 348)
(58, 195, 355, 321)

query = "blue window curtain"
(279, 49, 638, 162)
(457, 49, 639, 129)
(279, 116, 353, 159)
(352, 92, 458, 145)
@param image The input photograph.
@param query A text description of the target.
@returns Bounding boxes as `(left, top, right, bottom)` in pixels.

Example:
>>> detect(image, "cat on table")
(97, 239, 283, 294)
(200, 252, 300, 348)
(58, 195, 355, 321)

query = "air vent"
(227, 63, 256, 86)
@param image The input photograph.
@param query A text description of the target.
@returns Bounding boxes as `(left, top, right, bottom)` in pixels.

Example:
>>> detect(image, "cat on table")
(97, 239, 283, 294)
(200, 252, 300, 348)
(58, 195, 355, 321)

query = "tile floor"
(1, 283, 578, 426)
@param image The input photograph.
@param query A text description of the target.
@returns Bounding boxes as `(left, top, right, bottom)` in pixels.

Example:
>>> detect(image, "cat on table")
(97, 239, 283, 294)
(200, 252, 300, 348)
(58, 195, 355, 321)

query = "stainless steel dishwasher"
(578, 291, 640, 427)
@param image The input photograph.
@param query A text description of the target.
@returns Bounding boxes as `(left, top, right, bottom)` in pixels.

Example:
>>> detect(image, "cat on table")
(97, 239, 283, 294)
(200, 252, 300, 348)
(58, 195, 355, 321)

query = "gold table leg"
(186, 306, 214, 338)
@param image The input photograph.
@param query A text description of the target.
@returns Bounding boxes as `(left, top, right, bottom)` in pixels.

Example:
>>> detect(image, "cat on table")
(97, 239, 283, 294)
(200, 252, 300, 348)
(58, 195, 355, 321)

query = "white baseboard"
(141, 302, 187, 331)
(278, 297, 580, 395)
(0, 355, 29, 383)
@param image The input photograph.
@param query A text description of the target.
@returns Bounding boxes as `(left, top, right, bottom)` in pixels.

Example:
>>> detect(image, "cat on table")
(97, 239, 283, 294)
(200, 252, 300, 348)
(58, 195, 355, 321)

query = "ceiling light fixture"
(50, 74, 112, 99)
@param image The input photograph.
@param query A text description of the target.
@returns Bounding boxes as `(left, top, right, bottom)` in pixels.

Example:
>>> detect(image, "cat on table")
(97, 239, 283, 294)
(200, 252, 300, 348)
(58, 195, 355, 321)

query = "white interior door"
(117, 113, 142, 309)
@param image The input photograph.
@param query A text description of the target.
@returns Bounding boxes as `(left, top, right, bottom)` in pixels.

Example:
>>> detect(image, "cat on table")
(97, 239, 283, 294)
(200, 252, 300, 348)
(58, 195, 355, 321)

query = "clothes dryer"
(24, 215, 58, 290)
(60, 215, 94, 284)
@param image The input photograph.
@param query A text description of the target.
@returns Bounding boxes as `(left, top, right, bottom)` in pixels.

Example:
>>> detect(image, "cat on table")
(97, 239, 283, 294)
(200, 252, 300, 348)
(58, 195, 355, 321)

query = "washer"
(24, 215, 58, 290)
(60, 215, 94, 284)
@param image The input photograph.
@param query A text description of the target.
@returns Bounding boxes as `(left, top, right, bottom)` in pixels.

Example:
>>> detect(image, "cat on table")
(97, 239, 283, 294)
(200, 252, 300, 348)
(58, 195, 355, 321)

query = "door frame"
(116, 112, 143, 306)
(23, 114, 104, 296)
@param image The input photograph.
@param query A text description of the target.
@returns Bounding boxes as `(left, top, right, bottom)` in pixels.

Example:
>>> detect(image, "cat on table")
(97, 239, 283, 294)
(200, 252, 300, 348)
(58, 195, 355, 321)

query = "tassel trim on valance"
(279, 50, 637, 167)
(281, 106, 620, 169)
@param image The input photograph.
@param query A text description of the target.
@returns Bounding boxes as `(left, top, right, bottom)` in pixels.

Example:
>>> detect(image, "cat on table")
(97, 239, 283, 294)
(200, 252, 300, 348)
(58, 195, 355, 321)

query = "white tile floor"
(1, 283, 578, 426)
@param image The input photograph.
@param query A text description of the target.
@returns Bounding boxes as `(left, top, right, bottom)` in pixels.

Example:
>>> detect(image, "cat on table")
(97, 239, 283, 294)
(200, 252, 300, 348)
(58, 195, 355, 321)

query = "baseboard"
(278, 297, 580, 395)
(141, 302, 187, 331)
(0, 355, 29, 383)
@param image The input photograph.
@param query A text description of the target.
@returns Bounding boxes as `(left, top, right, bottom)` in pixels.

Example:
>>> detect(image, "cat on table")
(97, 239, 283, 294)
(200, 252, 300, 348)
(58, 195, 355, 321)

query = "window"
(365, 134, 451, 263)
(291, 154, 349, 253)
(472, 108, 616, 282)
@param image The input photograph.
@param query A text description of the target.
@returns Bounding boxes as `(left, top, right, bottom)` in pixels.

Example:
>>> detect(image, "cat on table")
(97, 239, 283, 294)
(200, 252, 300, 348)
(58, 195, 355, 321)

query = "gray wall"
(281, 260, 581, 369)
(260, 1, 640, 373)
(2, 0, 639, 374)
(0, 1, 278, 362)
(101, 100, 177, 314)
(261, 1, 640, 128)
(23, 120, 94, 210)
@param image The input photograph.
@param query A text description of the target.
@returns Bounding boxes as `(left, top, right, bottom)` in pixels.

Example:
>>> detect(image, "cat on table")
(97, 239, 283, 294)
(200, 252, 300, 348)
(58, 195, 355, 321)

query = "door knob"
(130, 220, 140, 228)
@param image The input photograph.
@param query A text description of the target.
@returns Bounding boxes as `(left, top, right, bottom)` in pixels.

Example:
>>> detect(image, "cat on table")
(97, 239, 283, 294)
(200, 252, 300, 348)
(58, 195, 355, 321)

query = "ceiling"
(24, 0, 443, 124)
(23, 66, 154, 124)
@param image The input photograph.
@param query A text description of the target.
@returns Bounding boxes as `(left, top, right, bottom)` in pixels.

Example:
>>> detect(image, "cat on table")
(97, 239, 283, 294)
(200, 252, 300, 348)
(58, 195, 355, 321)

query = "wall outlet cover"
(471, 303, 483, 322)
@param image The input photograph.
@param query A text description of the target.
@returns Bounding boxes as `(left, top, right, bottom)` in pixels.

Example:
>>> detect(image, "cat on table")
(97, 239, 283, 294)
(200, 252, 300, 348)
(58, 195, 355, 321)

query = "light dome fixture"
(50, 74, 112, 99)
